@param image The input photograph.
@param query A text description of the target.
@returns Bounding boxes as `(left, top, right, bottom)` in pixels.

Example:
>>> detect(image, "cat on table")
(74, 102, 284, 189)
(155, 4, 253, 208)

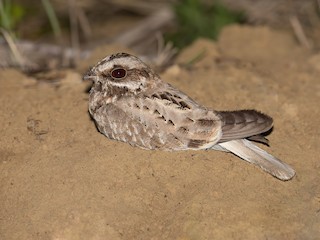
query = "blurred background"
(1, 0, 319, 72)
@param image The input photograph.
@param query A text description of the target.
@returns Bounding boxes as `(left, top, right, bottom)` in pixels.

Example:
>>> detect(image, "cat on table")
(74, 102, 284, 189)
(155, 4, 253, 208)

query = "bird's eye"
(111, 68, 127, 79)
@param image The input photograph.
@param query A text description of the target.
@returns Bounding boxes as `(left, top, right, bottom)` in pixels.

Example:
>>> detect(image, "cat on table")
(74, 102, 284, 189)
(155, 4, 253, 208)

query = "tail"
(217, 139, 295, 181)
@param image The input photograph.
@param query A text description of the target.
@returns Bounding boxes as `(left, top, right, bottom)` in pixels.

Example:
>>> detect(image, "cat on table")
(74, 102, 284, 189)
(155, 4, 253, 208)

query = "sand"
(1, 25, 319, 239)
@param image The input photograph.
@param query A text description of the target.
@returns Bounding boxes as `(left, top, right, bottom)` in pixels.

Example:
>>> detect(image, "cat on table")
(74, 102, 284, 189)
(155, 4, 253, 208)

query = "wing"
(217, 110, 273, 142)
(114, 82, 223, 150)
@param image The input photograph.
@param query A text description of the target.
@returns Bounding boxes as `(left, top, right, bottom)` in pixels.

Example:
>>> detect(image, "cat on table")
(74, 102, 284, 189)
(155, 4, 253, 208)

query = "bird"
(83, 52, 295, 181)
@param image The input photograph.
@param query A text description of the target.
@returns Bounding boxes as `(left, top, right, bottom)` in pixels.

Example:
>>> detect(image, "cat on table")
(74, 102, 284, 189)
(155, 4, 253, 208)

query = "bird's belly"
(91, 103, 186, 150)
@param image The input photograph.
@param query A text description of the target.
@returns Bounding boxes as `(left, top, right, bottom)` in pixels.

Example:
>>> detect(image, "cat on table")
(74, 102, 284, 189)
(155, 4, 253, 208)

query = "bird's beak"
(83, 69, 98, 82)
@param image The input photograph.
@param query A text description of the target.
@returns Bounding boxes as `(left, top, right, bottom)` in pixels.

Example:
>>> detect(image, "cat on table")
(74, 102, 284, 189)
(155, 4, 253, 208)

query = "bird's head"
(84, 53, 157, 95)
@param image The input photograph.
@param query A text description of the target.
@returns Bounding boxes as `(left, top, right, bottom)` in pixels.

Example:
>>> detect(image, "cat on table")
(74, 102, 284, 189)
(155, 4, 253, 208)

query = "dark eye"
(111, 68, 127, 79)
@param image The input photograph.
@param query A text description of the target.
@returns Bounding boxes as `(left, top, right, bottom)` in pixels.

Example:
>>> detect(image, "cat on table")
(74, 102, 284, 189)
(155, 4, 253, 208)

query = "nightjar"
(84, 52, 295, 181)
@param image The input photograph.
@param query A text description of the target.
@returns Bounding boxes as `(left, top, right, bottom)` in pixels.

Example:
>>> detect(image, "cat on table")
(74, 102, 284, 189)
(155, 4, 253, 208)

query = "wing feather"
(218, 110, 273, 142)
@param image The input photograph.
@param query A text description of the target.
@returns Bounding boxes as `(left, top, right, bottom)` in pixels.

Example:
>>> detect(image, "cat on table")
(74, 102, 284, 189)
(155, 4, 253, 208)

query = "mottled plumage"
(84, 53, 295, 181)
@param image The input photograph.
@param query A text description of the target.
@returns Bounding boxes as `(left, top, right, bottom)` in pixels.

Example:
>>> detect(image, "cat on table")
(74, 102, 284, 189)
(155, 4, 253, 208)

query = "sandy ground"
(1, 25, 320, 239)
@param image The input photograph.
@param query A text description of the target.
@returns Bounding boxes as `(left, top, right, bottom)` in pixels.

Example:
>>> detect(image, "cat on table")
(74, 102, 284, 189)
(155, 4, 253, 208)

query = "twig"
(68, 0, 80, 66)
(41, 0, 62, 40)
(0, 28, 25, 67)
(108, 0, 165, 15)
(0, 39, 90, 71)
(113, 7, 174, 47)
(152, 32, 177, 69)
(290, 16, 312, 49)
(76, 6, 92, 40)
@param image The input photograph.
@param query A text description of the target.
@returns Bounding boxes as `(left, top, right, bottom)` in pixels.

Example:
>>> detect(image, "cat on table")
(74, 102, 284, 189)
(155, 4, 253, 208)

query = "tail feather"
(217, 139, 295, 181)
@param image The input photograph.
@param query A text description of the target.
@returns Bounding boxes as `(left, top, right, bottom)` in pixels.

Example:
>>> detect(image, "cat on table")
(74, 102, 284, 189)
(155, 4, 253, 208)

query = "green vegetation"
(0, 0, 61, 39)
(41, 0, 62, 39)
(166, 0, 245, 49)
(0, 0, 25, 33)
